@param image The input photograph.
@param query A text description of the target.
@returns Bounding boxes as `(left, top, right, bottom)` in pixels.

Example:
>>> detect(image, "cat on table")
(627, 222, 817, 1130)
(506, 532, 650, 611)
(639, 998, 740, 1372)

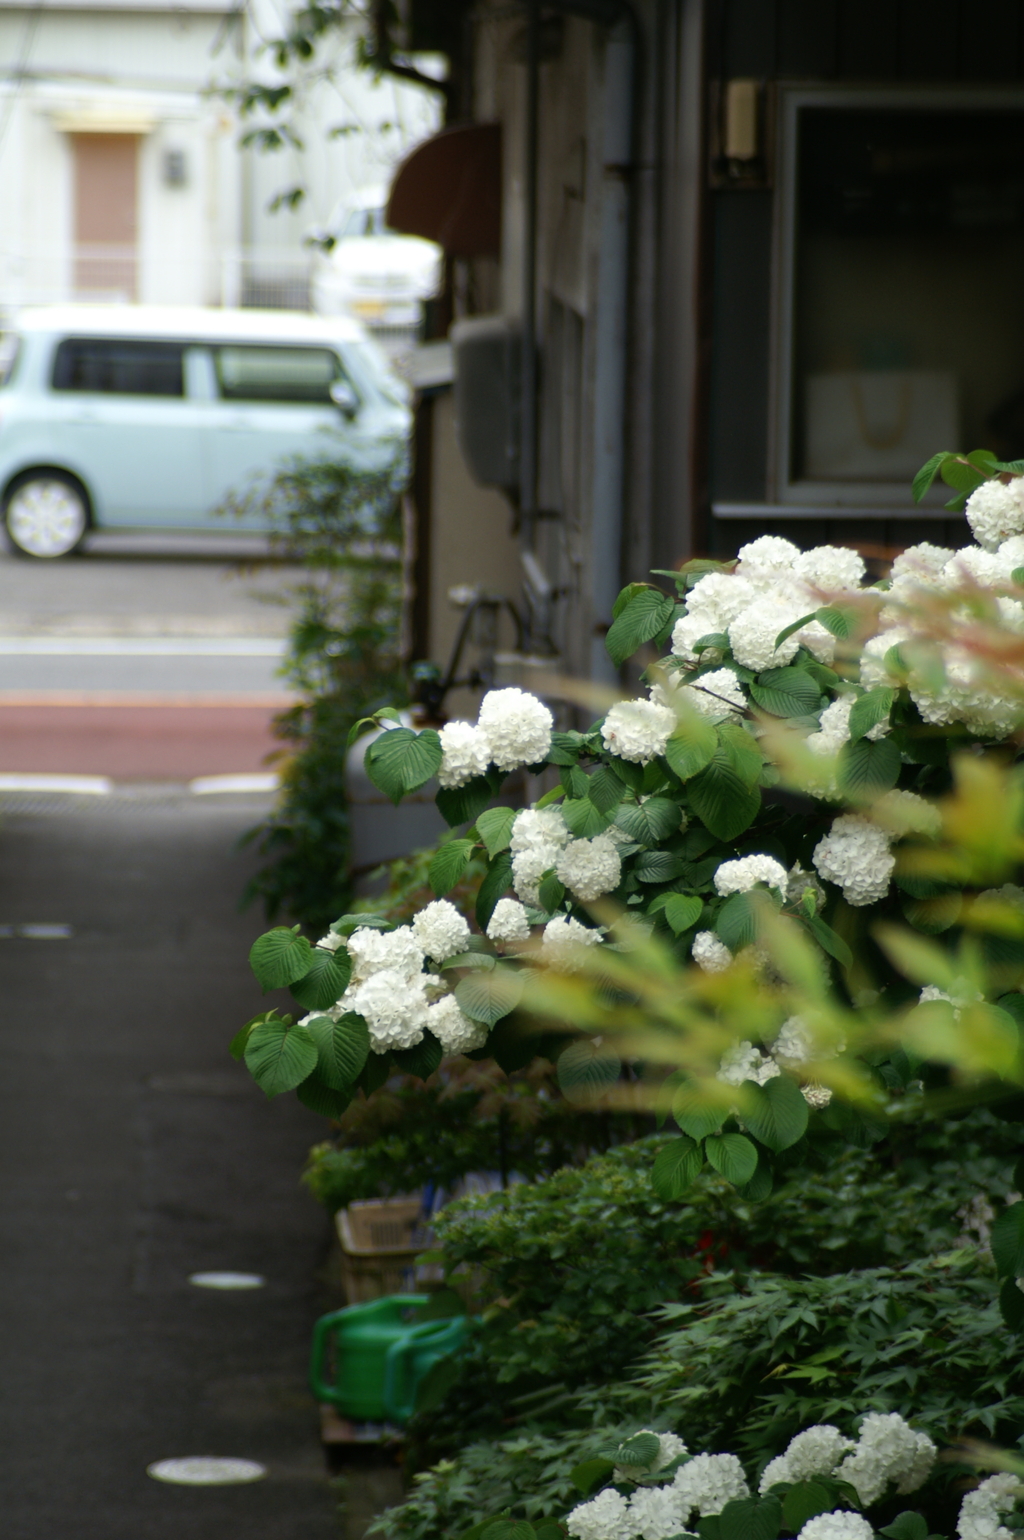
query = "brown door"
(72, 133, 138, 299)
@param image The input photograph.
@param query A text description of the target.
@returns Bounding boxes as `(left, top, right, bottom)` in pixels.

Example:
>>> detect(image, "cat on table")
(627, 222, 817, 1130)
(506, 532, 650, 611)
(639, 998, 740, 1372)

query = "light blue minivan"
(0, 305, 412, 557)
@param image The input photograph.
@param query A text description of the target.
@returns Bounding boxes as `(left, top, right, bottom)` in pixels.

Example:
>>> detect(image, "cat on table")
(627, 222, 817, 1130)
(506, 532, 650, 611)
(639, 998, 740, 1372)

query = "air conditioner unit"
(450, 315, 520, 492)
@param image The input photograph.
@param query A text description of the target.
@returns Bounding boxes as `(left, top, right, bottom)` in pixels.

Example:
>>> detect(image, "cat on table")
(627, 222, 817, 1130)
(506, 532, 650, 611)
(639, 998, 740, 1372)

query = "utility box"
(450, 315, 520, 491)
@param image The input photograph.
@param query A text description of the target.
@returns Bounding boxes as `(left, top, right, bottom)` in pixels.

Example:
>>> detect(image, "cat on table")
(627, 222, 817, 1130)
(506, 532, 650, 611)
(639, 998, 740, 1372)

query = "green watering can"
(309, 1293, 470, 1424)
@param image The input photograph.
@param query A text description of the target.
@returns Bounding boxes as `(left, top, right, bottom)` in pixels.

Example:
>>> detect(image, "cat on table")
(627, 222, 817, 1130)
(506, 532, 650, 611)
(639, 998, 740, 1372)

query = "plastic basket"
(339, 1197, 423, 1254)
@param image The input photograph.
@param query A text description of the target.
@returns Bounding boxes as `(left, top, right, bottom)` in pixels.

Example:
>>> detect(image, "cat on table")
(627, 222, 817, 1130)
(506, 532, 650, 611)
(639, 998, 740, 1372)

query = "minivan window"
(213, 345, 342, 404)
(52, 339, 185, 396)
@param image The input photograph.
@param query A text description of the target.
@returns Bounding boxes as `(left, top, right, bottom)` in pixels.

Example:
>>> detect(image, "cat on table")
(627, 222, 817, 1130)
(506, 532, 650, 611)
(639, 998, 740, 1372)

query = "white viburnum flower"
(786, 864, 826, 910)
(692, 931, 733, 973)
(965, 476, 1024, 551)
(812, 815, 895, 908)
(541, 915, 603, 970)
(343, 969, 428, 1051)
(437, 720, 492, 789)
(713, 854, 788, 898)
(627, 1483, 689, 1540)
(685, 571, 758, 629)
(941, 545, 1010, 589)
(735, 535, 802, 576)
(918, 979, 981, 1022)
(808, 695, 889, 763)
(718, 1040, 781, 1087)
(411, 899, 471, 962)
(859, 627, 911, 691)
(796, 1513, 875, 1540)
(566, 1487, 635, 1540)
(758, 1425, 856, 1494)
(672, 609, 726, 663)
(511, 848, 555, 907)
(510, 806, 572, 905)
(424, 994, 488, 1055)
(834, 1412, 937, 1506)
(890, 542, 955, 583)
(316, 930, 346, 952)
(671, 1452, 750, 1522)
(477, 687, 554, 771)
(601, 698, 677, 764)
(347, 925, 425, 983)
(727, 601, 804, 671)
(674, 668, 747, 719)
(486, 897, 532, 943)
(792, 545, 866, 592)
(958, 1473, 1024, 1540)
(556, 833, 622, 902)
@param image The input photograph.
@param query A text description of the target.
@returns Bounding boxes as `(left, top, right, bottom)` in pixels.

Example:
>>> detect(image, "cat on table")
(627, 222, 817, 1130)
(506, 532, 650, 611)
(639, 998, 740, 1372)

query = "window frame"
(769, 84, 1024, 512)
(50, 335, 187, 398)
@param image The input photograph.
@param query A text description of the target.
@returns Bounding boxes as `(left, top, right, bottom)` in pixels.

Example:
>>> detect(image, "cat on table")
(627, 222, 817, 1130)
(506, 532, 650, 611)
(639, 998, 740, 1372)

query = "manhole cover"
(189, 1271, 266, 1290)
(147, 1457, 267, 1485)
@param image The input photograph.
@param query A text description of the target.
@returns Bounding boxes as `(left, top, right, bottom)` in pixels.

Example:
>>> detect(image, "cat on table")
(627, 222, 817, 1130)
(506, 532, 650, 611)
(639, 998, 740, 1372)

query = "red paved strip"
(0, 703, 289, 780)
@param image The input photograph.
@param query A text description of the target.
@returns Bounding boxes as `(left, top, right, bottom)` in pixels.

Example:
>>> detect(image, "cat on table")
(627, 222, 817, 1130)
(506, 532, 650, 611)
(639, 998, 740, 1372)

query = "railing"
(0, 246, 315, 313)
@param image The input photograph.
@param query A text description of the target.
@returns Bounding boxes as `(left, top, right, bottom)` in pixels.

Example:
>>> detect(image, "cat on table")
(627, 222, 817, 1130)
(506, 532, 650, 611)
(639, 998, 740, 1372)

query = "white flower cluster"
(833, 1412, 936, 1505)
(486, 897, 532, 943)
(334, 903, 485, 1056)
(510, 806, 572, 905)
(541, 914, 603, 970)
(567, 1453, 748, 1540)
(718, 1040, 781, 1087)
(713, 854, 788, 898)
(965, 477, 1024, 550)
(957, 1472, 1024, 1540)
(437, 687, 554, 788)
(797, 1514, 874, 1540)
(557, 833, 623, 902)
(602, 698, 678, 765)
(812, 814, 896, 908)
(612, 1431, 688, 1484)
(759, 1425, 855, 1492)
(659, 668, 747, 720)
(692, 931, 733, 973)
(716, 1026, 835, 1108)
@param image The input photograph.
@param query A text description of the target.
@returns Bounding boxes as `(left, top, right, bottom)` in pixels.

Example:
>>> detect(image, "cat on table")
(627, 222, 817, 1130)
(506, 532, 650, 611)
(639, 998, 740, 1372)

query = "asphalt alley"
(0, 788, 339, 1539)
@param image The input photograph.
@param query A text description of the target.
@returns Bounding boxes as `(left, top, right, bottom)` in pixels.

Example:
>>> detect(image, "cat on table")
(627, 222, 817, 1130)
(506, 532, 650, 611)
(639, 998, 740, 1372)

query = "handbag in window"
(804, 370, 959, 481)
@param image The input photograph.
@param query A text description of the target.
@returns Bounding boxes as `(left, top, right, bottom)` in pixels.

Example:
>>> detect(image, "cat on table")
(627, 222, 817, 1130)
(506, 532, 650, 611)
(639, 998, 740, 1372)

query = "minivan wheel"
(4, 473, 89, 558)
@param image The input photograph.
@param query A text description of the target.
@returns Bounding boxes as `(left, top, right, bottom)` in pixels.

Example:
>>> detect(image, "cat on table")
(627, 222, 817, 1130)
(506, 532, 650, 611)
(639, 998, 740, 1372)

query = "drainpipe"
(519, 0, 541, 566)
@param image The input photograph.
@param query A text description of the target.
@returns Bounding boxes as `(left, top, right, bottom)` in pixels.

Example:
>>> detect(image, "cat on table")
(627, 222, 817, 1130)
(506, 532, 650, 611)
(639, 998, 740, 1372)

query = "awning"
(386, 122, 501, 259)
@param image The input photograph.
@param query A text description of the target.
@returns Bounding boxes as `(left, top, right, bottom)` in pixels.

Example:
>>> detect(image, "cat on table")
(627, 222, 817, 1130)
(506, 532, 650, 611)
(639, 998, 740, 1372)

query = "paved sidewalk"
(0, 792, 339, 1539)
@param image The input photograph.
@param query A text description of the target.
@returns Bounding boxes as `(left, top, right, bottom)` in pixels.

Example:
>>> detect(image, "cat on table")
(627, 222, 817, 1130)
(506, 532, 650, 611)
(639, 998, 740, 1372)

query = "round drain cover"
(188, 1271, 266, 1290)
(147, 1457, 267, 1486)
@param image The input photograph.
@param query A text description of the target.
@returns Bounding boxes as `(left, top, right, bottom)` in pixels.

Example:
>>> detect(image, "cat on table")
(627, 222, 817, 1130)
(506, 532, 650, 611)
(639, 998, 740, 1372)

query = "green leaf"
(562, 797, 613, 838)
(249, 926, 313, 991)
(848, 687, 895, 742)
(306, 1011, 370, 1090)
(557, 1040, 621, 1102)
(547, 731, 581, 767)
(608, 1431, 661, 1468)
(880, 1513, 930, 1540)
(740, 1076, 809, 1152)
(346, 706, 401, 749)
(815, 606, 854, 639)
(476, 852, 513, 930)
(615, 796, 683, 845)
(455, 966, 523, 1026)
(992, 1200, 1024, 1279)
(538, 871, 566, 914)
(749, 667, 821, 719)
(716, 891, 758, 950)
(837, 735, 901, 796)
(477, 806, 517, 859)
(391, 1033, 444, 1079)
(561, 765, 591, 800)
(429, 838, 477, 896)
(357, 1050, 392, 1096)
(437, 775, 497, 828)
(571, 1458, 615, 1496)
(589, 763, 627, 815)
(739, 1152, 774, 1202)
(781, 1483, 834, 1533)
(330, 913, 392, 936)
(295, 1072, 352, 1119)
(772, 612, 819, 650)
(482, 1523, 536, 1540)
(687, 752, 761, 841)
(802, 912, 854, 969)
(364, 726, 443, 804)
(912, 450, 950, 503)
(705, 1132, 758, 1185)
(663, 715, 718, 782)
(289, 947, 352, 1010)
(660, 893, 703, 935)
(244, 1018, 318, 1098)
(672, 1084, 723, 1140)
(719, 722, 764, 787)
(635, 850, 686, 884)
(1000, 1275, 1024, 1332)
(605, 586, 675, 665)
(651, 1135, 704, 1197)
(229, 1014, 264, 1061)
(720, 1497, 782, 1540)
(612, 580, 651, 620)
